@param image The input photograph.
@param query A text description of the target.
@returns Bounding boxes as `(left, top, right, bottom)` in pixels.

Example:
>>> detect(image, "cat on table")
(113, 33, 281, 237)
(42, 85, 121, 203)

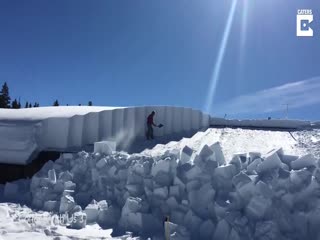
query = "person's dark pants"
(146, 124, 154, 140)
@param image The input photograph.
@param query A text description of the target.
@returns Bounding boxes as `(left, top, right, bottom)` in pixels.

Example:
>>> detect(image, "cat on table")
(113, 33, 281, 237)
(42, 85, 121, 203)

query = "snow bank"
(0, 106, 209, 164)
(2, 144, 320, 239)
(211, 117, 312, 129)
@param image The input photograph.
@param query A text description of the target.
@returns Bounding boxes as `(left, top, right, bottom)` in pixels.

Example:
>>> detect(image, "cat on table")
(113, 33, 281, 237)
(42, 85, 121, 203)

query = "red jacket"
(147, 114, 154, 125)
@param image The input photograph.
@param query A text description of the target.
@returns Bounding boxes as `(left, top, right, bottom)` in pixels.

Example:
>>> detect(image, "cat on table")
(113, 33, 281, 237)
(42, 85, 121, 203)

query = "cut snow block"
(123, 107, 136, 140)
(213, 219, 230, 240)
(281, 154, 299, 166)
(153, 187, 169, 200)
(59, 195, 76, 213)
(198, 144, 214, 161)
(191, 109, 201, 130)
(99, 110, 113, 140)
(182, 108, 192, 132)
(48, 169, 57, 184)
(134, 107, 146, 138)
(70, 211, 87, 229)
(180, 145, 193, 165)
(247, 158, 262, 174)
(4, 182, 19, 200)
(68, 115, 84, 147)
(82, 112, 100, 145)
(98, 205, 121, 229)
(112, 108, 124, 138)
(246, 195, 271, 219)
(257, 150, 282, 174)
(209, 142, 225, 165)
(290, 169, 312, 190)
(94, 141, 116, 155)
(44, 200, 58, 212)
(199, 219, 215, 240)
(172, 107, 183, 133)
(291, 154, 317, 170)
(42, 118, 70, 149)
(164, 106, 174, 135)
(232, 172, 252, 188)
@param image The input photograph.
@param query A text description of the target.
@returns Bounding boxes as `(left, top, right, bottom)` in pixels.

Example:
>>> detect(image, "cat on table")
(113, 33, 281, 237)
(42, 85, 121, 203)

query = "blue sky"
(0, 0, 319, 120)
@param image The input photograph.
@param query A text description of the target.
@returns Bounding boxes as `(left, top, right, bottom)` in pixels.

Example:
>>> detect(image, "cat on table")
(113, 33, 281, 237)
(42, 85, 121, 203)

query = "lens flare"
(205, 0, 238, 113)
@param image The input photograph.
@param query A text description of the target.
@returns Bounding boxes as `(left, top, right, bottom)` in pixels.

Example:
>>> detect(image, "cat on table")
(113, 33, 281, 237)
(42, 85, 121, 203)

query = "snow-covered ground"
(1, 127, 320, 239)
(143, 128, 314, 160)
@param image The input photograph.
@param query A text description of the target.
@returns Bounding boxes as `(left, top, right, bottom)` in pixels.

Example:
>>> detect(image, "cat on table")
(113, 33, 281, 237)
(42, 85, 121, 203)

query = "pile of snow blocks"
(2, 143, 320, 240)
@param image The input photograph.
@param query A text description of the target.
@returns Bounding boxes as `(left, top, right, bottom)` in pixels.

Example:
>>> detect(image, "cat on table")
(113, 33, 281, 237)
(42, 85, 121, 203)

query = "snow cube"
(48, 169, 57, 184)
(94, 141, 116, 155)
(291, 154, 317, 170)
(246, 195, 271, 219)
(44, 200, 58, 212)
(4, 182, 19, 200)
(209, 142, 225, 165)
(180, 145, 193, 165)
(70, 211, 87, 229)
(59, 195, 76, 213)
(257, 150, 282, 174)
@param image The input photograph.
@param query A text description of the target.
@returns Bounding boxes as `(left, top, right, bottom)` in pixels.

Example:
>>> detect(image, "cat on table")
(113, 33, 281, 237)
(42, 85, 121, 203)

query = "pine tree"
(53, 100, 59, 106)
(11, 98, 19, 109)
(17, 98, 21, 109)
(88, 101, 93, 106)
(29, 103, 32, 108)
(33, 102, 37, 108)
(0, 82, 11, 108)
(25, 101, 29, 108)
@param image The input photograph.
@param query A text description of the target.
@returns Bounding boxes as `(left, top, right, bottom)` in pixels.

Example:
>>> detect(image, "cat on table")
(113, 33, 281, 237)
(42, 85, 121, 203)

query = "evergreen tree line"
(0, 82, 93, 109)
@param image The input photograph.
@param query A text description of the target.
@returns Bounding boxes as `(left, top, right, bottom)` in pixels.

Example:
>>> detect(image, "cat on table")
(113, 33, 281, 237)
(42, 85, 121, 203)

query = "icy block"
(4, 182, 19, 200)
(96, 158, 107, 169)
(180, 145, 193, 165)
(98, 205, 121, 229)
(153, 187, 169, 200)
(232, 172, 252, 188)
(152, 159, 171, 177)
(291, 154, 317, 170)
(281, 154, 299, 165)
(64, 181, 76, 191)
(199, 219, 215, 240)
(255, 181, 273, 198)
(198, 144, 214, 161)
(254, 221, 279, 240)
(44, 200, 58, 212)
(257, 151, 282, 174)
(166, 196, 179, 210)
(59, 171, 73, 182)
(246, 195, 271, 219)
(169, 185, 181, 199)
(70, 211, 87, 229)
(84, 200, 99, 223)
(213, 164, 237, 189)
(63, 153, 74, 160)
(213, 219, 230, 240)
(185, 166, 202, 181)
(248, 152, 261, 161)
(48, 169, 57, 184)
(59, 195, 76, 213)
(247, 158, 262, 174)
(290, 169, 312, 190)
(94, 141, 116, 155)
(209, 142, 225, 165)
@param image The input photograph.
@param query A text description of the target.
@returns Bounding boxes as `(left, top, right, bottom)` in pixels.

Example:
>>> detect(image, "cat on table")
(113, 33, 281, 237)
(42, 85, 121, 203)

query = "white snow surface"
(143, 128, 308, 161)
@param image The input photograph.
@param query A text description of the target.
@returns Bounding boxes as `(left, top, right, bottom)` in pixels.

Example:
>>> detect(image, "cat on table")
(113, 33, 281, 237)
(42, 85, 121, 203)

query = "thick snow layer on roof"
(0, 106, 210, 164)
(0, 106, 122, 121)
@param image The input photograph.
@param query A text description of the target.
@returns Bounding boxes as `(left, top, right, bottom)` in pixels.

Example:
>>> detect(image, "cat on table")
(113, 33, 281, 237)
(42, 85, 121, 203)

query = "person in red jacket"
(146, 111, 157, 140)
